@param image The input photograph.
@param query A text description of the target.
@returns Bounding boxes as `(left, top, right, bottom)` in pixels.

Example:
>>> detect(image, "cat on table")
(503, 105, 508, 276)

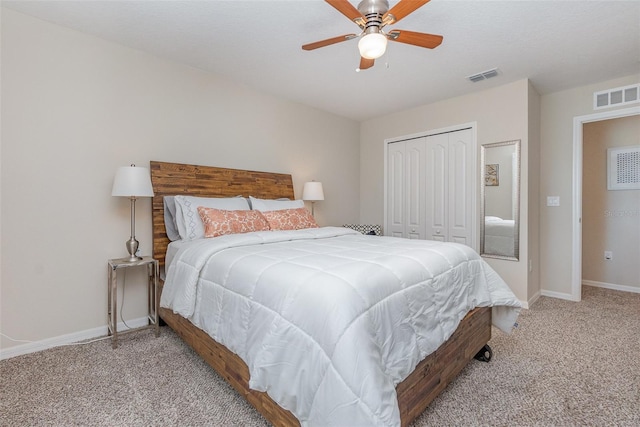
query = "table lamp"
(302, 181, 324, 216)
(111, 164, 154, 262)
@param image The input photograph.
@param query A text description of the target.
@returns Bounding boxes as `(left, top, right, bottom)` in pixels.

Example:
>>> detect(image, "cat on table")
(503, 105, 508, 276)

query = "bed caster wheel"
(474, 344, 492, 362)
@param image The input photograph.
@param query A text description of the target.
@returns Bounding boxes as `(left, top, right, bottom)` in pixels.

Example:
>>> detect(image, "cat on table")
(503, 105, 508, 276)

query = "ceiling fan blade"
(302, 34, 357, 51)
(388, 30, 443, 49)
(326, 0, 364, 23)
(359, 57, 375, 70)
(383, 0, 431, 24)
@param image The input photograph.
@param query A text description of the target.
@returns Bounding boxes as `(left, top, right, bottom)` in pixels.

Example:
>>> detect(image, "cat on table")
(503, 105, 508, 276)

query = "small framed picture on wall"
(485, 164, 499, 186)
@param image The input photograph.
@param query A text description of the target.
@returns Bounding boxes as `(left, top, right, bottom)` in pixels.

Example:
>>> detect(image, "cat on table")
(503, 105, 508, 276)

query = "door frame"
(571, 106, 640, 301)
(383, 122, 478, 250)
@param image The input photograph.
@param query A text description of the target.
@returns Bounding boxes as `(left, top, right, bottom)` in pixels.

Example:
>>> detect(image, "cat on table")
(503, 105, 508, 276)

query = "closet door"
(425, 134, 449, 241)
(424, 129, 474, 245)
(447, 128, 473, 245)
(405, 139, 427, 239)
(386, 127, 475, 248)
(387, 142, 405, 237)
(386, 140, 426, 239)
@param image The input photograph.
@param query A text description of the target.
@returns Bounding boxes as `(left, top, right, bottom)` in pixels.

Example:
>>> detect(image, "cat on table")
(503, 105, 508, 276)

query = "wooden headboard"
(150, 161, 295, 270)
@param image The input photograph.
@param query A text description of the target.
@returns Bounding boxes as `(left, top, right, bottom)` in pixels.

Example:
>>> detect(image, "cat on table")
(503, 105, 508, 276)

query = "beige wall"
(0, 9, 360, 351)
(582, 116, 640, 289)
(539, 74, 640, 297)
(359, 79, 538, 305)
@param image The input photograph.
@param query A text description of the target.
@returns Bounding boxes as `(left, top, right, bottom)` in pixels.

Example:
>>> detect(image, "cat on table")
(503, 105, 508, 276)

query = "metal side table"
(107, 256, 159, 349)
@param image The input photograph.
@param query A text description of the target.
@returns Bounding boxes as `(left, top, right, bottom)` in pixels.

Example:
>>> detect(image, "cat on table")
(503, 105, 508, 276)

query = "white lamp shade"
(111, 165, 154, 197)
(358, 33, 388, 60)
(302, 181, 324, 201)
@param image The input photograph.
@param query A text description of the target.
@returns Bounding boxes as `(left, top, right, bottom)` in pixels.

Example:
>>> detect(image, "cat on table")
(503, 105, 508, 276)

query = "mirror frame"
(480, 139, 521, 261)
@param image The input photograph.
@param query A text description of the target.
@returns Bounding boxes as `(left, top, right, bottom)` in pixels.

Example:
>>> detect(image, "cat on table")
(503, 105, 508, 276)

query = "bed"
(150, 161, 521, 427)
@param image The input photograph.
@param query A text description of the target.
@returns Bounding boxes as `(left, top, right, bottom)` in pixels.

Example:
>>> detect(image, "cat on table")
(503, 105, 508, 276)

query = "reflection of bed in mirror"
(484, 216, 516, 258)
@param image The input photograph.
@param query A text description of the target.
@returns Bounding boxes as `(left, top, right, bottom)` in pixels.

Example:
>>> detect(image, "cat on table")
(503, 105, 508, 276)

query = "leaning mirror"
(480, 139, 521, 261)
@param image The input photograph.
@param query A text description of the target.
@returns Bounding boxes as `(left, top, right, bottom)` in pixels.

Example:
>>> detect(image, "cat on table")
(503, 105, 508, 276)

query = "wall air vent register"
(594, 83, 640, 110)
(608, 146, 640, 190)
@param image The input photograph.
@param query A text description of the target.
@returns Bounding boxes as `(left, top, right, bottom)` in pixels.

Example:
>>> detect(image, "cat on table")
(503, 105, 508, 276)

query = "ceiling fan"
(302, 0, 443, 70)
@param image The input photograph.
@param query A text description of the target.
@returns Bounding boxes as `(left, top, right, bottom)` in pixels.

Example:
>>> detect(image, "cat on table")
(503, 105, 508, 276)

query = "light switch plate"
(547, 196, 560, 207)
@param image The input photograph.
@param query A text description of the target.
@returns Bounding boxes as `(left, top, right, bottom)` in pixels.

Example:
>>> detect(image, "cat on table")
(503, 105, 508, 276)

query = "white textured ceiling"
(4, 0, 640, 121)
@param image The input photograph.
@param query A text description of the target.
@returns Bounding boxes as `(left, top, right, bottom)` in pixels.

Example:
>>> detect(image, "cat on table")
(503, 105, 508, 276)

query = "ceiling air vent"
(594, 83, 640, 110)
(467, 68, 499, 83)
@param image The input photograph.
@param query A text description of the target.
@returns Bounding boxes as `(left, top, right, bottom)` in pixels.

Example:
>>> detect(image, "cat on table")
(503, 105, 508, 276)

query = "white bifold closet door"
(387, 139, 427, 239)
(386, 128, 474, 247)
(387, 142, 405, 238)
(424, 129, 473, 245)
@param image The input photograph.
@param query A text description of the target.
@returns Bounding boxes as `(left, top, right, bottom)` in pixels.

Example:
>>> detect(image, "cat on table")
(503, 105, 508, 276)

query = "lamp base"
(125, 237, 142, 262)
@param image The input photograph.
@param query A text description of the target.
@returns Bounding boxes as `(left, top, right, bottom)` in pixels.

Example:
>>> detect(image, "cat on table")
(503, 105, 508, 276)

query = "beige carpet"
(1, 286, 639, 426)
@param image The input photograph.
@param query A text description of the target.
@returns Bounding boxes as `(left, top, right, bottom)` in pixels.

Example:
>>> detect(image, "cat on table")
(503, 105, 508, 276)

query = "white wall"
(0, 9, 360, 352)
(539, 74, 640, 298)
(360, 79, 537, 304)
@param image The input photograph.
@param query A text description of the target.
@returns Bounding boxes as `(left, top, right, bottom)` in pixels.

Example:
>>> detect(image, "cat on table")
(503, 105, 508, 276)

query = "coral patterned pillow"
(261, 207, 318, 231)
(197, 207, 270, 238)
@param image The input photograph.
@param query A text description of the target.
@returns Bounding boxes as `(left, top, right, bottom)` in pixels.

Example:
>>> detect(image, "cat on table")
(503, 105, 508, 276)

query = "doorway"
(571, 106, 640, 301)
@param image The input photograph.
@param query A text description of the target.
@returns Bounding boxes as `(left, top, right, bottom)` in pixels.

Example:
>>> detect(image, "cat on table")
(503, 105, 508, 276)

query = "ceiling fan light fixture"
(302, 0, 442, 69)
(358, 32, 387, 59)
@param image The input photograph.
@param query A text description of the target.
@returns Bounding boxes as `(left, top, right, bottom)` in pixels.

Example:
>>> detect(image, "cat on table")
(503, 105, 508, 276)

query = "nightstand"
(107, 256, 159, 349)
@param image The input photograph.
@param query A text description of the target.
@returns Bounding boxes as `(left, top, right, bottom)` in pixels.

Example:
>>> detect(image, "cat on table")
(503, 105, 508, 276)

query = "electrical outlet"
(547, 196, 560, 207)
(604, 251, 613, 260)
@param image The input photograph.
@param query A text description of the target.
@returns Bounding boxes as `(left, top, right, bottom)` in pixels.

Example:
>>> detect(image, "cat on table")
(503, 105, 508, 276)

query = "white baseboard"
(583, 280, 640, 294)
(520, 290, 541, 309)
(0, 317, 150, 360)
(540, 289, 579, 301)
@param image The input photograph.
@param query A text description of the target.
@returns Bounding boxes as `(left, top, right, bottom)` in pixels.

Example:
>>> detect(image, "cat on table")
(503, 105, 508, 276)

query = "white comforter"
(161, 227, 521, 427)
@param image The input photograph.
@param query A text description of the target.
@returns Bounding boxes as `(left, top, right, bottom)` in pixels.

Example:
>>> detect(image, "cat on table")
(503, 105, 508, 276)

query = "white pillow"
(163, 196, 181, 242)
(249, 196, 304, 212)
(174, 195, 250, 240)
